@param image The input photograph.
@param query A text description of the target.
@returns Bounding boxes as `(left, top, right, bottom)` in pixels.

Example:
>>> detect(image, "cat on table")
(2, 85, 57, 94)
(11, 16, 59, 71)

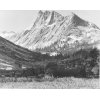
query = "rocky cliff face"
(1, 10, 100, 55)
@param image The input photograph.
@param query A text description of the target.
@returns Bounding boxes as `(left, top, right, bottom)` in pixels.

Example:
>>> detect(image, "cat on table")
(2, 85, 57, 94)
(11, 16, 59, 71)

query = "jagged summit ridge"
(0, 10, 100, 55)
(71, 13, 89, 27)
(32, 10, 65, 28)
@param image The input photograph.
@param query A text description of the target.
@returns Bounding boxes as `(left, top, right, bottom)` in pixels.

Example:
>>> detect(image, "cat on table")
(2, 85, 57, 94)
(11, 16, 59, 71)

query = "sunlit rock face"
(1, 10, 100, 54)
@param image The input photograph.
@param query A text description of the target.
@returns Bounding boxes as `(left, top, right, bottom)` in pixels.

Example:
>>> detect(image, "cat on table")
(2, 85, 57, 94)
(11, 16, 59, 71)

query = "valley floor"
(0, 77, 99, 89)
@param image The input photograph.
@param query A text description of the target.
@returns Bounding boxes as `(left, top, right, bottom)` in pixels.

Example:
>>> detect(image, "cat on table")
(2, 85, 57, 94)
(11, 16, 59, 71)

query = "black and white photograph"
(0, 10, 99, 89)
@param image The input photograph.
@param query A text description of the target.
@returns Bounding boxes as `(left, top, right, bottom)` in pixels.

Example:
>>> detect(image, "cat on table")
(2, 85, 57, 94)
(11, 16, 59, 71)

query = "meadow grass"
(0, 77, 99, 89)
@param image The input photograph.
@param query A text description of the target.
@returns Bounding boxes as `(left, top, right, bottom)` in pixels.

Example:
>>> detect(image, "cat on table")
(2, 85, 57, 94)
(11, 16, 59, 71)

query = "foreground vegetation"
(0, 77, 99, 89)
(0, 47, 99, 78)
(0, 47, 99, 89)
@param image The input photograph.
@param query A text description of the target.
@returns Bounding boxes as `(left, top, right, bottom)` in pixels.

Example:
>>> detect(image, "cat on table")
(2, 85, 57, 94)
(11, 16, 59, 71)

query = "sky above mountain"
(0, 10, 100, 32)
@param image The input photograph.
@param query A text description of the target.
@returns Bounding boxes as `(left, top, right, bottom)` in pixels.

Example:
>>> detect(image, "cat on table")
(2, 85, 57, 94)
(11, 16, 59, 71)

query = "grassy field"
(0, 77, 99, 89)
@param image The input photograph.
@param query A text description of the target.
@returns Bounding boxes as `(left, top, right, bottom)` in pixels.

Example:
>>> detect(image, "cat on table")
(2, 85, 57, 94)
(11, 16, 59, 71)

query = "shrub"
(45, 48, 100, 78)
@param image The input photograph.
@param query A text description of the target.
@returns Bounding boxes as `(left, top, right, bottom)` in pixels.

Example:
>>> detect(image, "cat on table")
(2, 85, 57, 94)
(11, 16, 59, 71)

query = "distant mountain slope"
(0, 36, 48, 70)
(1, 10, 100, 55)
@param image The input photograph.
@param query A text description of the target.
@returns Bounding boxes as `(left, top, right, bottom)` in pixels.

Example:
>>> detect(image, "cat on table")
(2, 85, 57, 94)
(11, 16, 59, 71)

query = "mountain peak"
(33, 10, 64, 26)
(71, 13, 89, 27)
(48, 11, 64, 25)
(1, 10, 100, 53)
(36, 11, 89, 27)
(38, 10, 43, 14)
